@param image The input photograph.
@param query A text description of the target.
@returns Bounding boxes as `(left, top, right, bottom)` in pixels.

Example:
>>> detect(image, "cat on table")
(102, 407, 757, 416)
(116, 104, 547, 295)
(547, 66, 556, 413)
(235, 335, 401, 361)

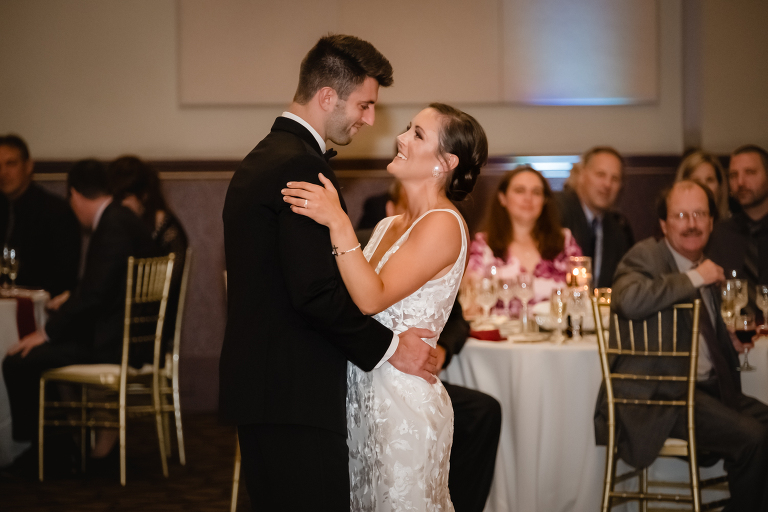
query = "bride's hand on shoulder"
(282, 173, 346, 229)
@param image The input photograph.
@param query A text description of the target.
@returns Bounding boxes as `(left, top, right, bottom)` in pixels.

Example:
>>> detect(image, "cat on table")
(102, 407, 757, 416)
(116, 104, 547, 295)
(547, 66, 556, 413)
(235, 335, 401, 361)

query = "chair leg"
(231, 433, 241, 512)
(80, 385, 87, 473)
(120, 403, 127, 486)
(640, 467, 648, 512)
(172, 384, 185, 466)
(153, 382, 169, 478)
(38, 378, 45, 482)
(601, 445, 616, 512)
(162, 411, 172, 458)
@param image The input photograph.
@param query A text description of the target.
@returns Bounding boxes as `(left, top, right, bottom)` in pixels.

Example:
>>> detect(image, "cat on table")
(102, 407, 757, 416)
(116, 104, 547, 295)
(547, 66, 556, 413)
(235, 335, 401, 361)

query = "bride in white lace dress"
(283, 103, 488, 511)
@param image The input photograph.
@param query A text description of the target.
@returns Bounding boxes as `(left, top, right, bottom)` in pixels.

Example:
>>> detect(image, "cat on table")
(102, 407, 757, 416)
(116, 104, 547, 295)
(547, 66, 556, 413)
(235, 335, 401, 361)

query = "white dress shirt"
(280, 112, 399, 368)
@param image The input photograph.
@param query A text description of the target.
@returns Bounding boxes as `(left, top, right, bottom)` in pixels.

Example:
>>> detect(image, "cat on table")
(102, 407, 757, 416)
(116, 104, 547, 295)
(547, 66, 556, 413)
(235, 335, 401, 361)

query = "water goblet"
(734, 312, 757, 372)
(756, 285, 768, 329)
(729, 279, 749, 316)
(497, 277, 516, 318)
(516, 272, 534, 332)
(1, 246, 9, 288)
(720, 282, 737, 330)
(8, 249, 18, 288)
(475, 276, 498, 320)
(550, 288, 568, 344)
(568, 287, 589, 341)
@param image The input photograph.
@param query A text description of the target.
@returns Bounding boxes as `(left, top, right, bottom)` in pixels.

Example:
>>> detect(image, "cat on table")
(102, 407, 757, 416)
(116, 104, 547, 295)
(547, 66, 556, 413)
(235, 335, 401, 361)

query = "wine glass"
(475, 276, 498, 320)
(497, 277, 516, 318)
(8, 249, 18, 288)
(756, 285, 768, 329)
(516, 272, 534, 332)
(720, 282, 737, 330)
(729, 279, 749, 316)
(734, 312, 757, 372)
(550, 288, 568, 344)
(568, 287, 589, 341)
(1, 246, 9, 288)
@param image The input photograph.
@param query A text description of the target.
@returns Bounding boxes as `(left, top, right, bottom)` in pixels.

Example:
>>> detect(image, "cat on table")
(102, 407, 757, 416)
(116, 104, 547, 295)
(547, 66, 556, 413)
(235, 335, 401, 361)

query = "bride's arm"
(283, 174, 461, 315)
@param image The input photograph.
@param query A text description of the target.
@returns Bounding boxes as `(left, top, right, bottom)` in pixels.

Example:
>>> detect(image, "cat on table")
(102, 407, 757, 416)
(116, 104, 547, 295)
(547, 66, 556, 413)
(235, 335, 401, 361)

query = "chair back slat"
(628, 319, 635, 352)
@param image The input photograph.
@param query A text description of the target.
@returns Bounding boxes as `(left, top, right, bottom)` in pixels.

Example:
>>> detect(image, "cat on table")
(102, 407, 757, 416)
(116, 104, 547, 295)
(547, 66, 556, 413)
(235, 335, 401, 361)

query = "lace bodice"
(363, 209, 467, 348)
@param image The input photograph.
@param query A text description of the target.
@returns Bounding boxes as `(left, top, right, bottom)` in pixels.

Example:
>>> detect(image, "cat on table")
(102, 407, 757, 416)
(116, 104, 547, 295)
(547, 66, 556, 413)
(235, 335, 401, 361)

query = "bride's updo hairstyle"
(430, 103, 488, 202)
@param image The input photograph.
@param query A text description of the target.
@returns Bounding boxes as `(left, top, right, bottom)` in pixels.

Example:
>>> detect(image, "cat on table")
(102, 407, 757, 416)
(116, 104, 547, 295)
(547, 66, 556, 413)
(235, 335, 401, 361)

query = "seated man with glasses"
(594, 180, 768, 511)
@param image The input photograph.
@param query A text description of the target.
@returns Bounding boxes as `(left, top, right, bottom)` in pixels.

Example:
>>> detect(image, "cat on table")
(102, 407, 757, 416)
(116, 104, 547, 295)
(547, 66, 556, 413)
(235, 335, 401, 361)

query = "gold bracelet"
(332, 243, 361, 257)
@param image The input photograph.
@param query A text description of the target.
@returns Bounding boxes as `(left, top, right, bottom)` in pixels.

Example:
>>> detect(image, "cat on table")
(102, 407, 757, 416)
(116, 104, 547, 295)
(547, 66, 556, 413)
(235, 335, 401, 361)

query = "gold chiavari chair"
(38, 254, 175, 486)
(132, 248, 192, 466)
(592, 297, 729, 511)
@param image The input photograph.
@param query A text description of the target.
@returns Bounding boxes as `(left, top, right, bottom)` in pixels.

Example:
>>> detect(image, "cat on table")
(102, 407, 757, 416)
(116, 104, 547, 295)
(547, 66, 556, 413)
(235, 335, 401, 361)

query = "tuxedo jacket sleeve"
(276, 152, 393, 369)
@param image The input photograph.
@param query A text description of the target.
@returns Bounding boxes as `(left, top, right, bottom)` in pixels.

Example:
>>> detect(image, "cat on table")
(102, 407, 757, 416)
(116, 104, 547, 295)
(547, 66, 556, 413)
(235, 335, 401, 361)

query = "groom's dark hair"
(293, 34, 393, 104)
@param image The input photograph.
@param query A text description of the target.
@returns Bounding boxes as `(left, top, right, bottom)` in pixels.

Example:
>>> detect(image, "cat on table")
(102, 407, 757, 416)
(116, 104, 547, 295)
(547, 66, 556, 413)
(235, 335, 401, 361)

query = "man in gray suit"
(594, 180, 768, 511)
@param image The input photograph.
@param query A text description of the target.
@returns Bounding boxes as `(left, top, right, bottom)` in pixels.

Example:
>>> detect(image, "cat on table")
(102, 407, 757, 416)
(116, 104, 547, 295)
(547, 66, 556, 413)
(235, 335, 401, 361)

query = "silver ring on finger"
(304, 199, 308, 208)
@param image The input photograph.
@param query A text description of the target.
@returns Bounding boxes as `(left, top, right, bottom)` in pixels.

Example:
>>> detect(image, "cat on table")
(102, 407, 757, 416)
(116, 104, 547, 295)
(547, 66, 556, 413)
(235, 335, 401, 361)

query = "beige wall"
(701, 0, 768, 153)
(1, 0, 686, 159)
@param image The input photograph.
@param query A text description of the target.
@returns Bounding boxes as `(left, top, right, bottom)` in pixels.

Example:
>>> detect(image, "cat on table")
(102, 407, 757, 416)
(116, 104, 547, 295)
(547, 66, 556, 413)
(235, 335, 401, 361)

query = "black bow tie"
(323, 148, 337, 162)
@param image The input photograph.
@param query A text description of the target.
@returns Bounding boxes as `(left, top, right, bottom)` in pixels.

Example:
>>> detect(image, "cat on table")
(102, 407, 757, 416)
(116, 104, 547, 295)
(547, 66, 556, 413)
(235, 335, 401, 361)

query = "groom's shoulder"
(237, 130, 326, 179)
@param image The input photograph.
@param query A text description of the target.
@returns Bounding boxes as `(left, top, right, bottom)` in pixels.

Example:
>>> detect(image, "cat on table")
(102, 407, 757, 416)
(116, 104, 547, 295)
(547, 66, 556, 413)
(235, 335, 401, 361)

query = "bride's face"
(387, 108, 444, 180)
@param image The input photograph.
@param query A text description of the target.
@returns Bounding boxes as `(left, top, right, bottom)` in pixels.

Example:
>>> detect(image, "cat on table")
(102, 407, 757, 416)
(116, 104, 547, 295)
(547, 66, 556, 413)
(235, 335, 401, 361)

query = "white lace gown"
(347, 209, 467, 512)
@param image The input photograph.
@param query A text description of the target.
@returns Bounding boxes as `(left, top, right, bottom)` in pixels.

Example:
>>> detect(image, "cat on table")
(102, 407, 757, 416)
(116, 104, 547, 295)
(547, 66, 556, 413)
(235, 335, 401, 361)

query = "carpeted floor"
(0, 413, 251, 512)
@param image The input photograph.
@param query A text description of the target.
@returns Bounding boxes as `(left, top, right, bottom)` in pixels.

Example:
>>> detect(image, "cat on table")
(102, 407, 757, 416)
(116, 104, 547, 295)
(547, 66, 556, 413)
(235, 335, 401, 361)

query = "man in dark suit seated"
(594, 180, 768, 511)
(437, 300, 502, 512)
(556, 146, 634, 288)
(0, 134, 81, 297)
(708, 144, 768, 318)
(3, 159, 156, 449)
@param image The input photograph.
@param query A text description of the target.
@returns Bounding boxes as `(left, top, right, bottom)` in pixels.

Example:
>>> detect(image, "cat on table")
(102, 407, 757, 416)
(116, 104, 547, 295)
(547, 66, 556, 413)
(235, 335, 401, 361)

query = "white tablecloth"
(0, 289, 49, 468)
(443, 336, 768, 512)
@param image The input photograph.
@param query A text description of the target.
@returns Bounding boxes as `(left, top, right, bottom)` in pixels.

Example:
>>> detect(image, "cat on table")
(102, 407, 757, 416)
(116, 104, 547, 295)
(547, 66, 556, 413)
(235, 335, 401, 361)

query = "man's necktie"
(323, 148, 337, 162)
(697, 288, 739, 407)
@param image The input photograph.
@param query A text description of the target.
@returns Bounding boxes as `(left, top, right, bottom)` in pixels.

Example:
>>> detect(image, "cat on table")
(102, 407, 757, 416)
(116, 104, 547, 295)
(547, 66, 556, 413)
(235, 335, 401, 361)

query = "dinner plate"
(508, 332, 550, 343)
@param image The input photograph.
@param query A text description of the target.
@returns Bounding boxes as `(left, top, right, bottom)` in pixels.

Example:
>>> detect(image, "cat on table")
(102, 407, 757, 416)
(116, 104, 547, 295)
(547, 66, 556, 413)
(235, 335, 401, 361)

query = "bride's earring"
(432, 166, 440, 178)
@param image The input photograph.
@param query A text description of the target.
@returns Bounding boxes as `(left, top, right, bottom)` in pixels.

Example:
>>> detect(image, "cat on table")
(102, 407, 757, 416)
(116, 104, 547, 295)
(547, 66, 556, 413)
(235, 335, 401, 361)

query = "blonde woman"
(675, 150, 730, 218)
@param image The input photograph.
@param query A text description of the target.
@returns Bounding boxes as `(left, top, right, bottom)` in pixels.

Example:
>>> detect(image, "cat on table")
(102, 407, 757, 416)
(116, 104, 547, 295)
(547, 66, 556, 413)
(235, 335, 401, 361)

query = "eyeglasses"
(668, 210, 710, 222)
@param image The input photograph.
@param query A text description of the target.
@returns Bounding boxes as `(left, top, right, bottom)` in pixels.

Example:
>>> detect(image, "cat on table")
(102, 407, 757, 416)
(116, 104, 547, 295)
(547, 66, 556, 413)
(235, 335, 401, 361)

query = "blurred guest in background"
(0, 134, 80, 297)
(675, 149, 730, 219)
(108, 156, 188, 350)
(3, 159, 155, 455)
(466, 166, 582, 313)
(556, 146, 634, 288)
(708, 144, 768, 316)
(356, 180, 408, 247)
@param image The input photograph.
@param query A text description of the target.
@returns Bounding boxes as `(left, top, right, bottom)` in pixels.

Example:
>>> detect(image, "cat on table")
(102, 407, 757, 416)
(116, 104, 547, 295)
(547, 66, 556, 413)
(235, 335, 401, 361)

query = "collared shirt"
(281, 111, 327, 154)
(92, 197, 112, 232)
(665, 239, 714, 380)
(581, 201, 603, 285)
(280, 112, 398, 368)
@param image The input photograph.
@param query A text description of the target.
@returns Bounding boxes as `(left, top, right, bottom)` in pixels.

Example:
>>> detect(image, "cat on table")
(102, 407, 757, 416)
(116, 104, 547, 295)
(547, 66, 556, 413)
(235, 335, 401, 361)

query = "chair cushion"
(42, 364, 140, 388)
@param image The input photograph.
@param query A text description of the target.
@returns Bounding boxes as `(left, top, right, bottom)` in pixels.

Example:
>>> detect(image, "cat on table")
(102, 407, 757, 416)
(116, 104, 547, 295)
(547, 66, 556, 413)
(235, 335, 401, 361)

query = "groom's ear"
(316, 86, 338, 113)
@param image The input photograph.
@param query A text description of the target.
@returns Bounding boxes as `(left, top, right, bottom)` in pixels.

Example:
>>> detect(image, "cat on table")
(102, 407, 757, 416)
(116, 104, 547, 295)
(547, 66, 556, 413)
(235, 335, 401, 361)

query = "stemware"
(568, 287, 589, 341)
(729, 279, 749, 316)
(549, 288, 568, 344)
(475, 275, 499, 320)
(458, 279, 475, 316)
(7, 249, 18, 288)
(1, 246, 9, 288)
(516, 272, 535, 332)
(734, 312, 757, 372)
(756, 285, 768, 329)
(497, 277, 517, 318)
(720, 282, 738, 330)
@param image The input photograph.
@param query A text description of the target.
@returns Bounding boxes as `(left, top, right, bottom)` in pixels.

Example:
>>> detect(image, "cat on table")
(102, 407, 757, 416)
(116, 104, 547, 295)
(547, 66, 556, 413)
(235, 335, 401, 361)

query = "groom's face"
(326, 76, 379, 146)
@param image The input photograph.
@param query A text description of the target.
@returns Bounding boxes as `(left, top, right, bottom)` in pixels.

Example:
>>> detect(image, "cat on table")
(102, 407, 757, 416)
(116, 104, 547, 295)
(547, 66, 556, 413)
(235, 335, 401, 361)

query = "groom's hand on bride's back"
(389, 328, 439, 384)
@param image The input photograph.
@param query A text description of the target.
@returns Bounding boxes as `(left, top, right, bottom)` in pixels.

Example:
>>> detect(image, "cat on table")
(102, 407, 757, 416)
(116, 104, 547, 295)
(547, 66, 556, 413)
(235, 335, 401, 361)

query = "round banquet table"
(0, 289, 49, 468)
(442, 334, 768, 512)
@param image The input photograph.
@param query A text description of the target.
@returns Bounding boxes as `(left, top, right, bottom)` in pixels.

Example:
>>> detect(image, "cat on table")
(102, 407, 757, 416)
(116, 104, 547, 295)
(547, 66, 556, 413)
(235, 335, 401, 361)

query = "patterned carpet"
(0, 413, 251, 512)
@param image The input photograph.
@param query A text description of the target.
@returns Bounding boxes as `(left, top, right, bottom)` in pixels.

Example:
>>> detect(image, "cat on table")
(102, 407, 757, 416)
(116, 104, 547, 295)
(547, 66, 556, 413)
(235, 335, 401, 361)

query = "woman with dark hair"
(282, 103, 487, 511)
(108, 156, 188, 351)
(466, 166, 582, 315)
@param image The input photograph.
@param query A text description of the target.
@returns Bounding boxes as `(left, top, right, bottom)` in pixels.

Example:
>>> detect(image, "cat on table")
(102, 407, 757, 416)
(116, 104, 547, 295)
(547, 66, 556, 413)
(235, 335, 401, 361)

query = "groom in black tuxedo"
(220, 35, 438, 510)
